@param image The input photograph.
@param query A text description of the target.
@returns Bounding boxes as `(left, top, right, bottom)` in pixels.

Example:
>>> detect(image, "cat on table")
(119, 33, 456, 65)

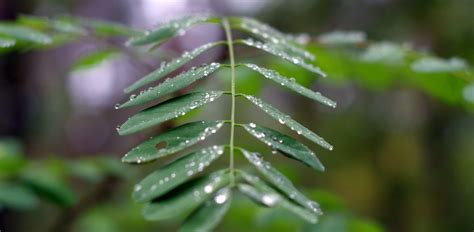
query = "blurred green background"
(0, 0, 473, 231)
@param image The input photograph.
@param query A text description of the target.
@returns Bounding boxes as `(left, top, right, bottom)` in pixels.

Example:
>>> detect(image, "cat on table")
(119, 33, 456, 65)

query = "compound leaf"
(128, 15, 218, 46)
(118, 91, 223, 135)
(243, 124, 325, 171)
(180, 188, 232, 232)
(122, 121, 224, 163)
(125, 41, 225, 93)
(243, 64, 336, 108)
(133, 146, 225, 203)
(240, 150, 323, 216)
(120, 62, 221, 108)
(240, 38, 326, 77)
(243, 95, 332, 150)
(237, 170, 319, 223)
(143, 170, 230, 221)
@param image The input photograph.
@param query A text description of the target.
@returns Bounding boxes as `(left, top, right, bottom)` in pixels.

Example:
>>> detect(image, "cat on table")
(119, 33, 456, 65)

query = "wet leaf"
(239, 38, 326, 77)
(180, 188, 232, 232)
(0, 37, 16, 48)
(240, 150, 323, 215)
(118, 91, 223, 135)
(317, 31, 366, 45)
(230, 17, 315, 61)
(243, 124, 325, 171)
(128, 15, 218, 46)
(133, 146, 225, 203)
(123, 121, 224, 163)
(120, 63, 221, 108)
(125, 42, 224, 93)
(243, 95, 332, 150)
(143, 170, 230, 221)
(237, 170, 319, 223)
(243, 64, 336, 108)
(411, 57, 468, 73)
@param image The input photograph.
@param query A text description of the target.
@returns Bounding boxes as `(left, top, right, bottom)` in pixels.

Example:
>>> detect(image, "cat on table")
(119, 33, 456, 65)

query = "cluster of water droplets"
(192, 172, 224, 202)
(0, 38, 16, 48)
(244, 95, 333, 150)
(238, 17, 315, 61)
(241, 38, 326, 77)
(185, 145, 224, 177)
(121, 63, 220, 108)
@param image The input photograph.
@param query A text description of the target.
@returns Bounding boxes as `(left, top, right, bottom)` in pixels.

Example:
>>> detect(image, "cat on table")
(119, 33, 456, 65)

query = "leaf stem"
(222, 18, 237, 186)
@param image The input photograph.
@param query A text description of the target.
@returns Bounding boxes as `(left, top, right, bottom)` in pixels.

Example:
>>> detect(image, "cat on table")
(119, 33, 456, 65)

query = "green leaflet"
(57, 15, 139, 37)
(120, 63, 221, 108)
(71, 49, 119, 71)
(17, 15, 85, 35)
(0, 183, 39, 210)
(243, 124, 325, 172)
(118, 91, 223, 135)
(411, 57, 468, 73)
(243, 63, 336, 108)
(0, 37, 15, 48)
(237, 170, 319, 224)
(180, 188, 232, 232)
(239, 150, 322, 216)
(143, 170, 230, 221)
(124, 42, 224, 93)
(0, 23, 52, 44)
(128, 15, 218, 46)
(239, 38, 326, 77)
(122, 121, 224, 163)
(243, 95, 333, 150)
(21, 166, 77, 207)
(133, 146, 225, 203)
(317, 30, 366, 45)
(229, 17, 315, 61)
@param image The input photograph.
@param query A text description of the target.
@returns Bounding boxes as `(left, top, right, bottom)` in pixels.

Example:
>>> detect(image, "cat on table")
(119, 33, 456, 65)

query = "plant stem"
(222, 18, 236, 186)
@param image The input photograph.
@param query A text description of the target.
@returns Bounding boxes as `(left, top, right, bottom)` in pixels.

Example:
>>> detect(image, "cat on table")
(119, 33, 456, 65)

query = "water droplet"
(214, 188, 230, 204)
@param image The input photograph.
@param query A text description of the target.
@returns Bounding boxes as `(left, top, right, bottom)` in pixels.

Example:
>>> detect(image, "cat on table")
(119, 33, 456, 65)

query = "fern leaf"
(239, 38, 326, 77)
(118, 91, 223, 135)
(122, 121, 224, 163)
(133, 146, 225, 203)
(125, 42, 224, 93)
(243, 124, 324, 171)
(128, 15, 218, 46)
(120, 63, 221, 108)
(180, 188, 232, 232)
(243, 64, 336, 108)
(240, 150, 322, 216)
(143, 170, 230, 221)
